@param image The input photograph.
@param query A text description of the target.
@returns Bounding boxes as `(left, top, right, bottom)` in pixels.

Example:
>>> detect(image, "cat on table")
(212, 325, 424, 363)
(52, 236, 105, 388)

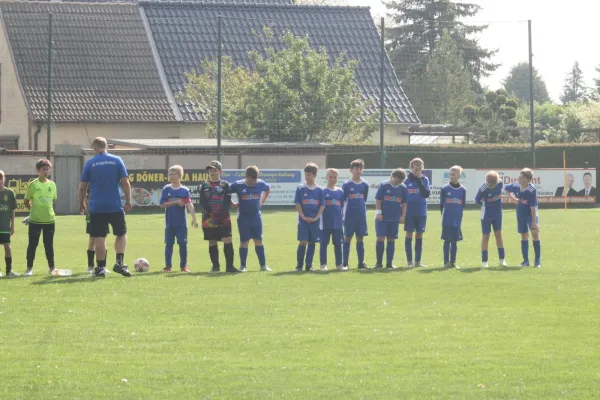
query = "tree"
(560, 61, 590, 104)
(179, 57, 260, 139)
(463, 88, 519, 143)
(594, 64, 600, 95)
(385, 0, 498, 89)
(242, 32, 378, 142)
(502, 62, 550, 103)
(412, 31, 473, 124)
(181, 31, 380, 142)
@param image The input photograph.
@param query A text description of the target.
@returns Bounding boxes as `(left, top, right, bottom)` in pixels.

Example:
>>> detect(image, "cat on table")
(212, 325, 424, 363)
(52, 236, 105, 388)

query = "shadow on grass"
(357, 267, 408, 273)
(31, 274, 97, 285)
(417, 267, 452, 274)
(163, 271, 238, 278)
(458, 267, 483, 274)
(486, 266, 523, 272)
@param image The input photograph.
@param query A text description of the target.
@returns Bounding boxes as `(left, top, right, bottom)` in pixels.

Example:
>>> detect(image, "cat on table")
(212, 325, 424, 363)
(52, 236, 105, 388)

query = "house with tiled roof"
(0, 0, 419, 151)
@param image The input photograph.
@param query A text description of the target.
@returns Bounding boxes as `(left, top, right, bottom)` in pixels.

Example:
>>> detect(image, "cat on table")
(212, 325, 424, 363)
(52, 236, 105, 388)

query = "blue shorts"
(405, 215, 427, 233)
(298, 220, 322, 242)
(517, 215, 539, 234)
(481, 217, 502, 234)
(343, 214, 368, 238)
(322, 228, 343, 245)
(238, 215, 263, 242)
(441, 226, 463, 241)
(375, 220, 400, 239)
(165, 226, 188, 245)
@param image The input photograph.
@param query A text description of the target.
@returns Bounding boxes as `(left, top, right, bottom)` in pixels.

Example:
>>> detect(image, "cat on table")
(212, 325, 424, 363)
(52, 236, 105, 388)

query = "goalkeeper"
(199, 161, 239, 273)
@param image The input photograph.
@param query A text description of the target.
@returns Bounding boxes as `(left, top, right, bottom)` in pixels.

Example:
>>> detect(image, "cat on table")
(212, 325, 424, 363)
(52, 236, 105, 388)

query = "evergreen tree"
(560, 61, 589, 104)
(503, 62, 550, 103)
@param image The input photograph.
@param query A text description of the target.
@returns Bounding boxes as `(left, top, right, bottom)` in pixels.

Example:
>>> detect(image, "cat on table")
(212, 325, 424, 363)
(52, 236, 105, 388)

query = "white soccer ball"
(134, 258, 150, 273)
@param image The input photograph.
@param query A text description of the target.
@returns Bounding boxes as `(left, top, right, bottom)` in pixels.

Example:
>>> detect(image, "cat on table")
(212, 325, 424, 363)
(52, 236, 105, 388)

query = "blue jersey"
(505, 183, 537, 217)
(475, 181, 504, 220)
(440, 184, 466, 227)
(342, 179, 368, 219)
(375, 180, 408, 222)
(404, 174, 430, 217)
(230, 179, 270, 217)
(294, 184, 324, 219)
(160, 185, 191, 228)
(81, 152, 128, 213)
(322, 187, 345, 230)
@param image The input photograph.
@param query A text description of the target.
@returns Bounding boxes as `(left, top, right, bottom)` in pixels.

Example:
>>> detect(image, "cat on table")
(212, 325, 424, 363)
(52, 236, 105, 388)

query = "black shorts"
(89, 212, 127, 238)
(203, 225, 232, 241)
(86, 222, 110, 236)
(0, 233, 10, 245)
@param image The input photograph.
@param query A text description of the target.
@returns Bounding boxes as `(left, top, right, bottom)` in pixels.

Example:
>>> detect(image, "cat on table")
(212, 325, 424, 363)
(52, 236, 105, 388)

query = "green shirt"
(0, 188, 17, 233)
(25, 178, 57, 224)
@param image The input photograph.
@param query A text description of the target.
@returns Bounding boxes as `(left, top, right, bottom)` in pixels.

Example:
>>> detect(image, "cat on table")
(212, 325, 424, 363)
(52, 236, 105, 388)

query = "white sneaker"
(407, 262, 414, 268)
(342, 265, 349, 271)
(25, 268, 33, 276)
(7, 271, 20, 277)
(500, 259, 508, 267)
(481, 261, 489, 268)
(87, 266, 94, 274)
(336, 264, 344, 270)
(415, 262, 427, 268)
(0, 271, 2, 277)
(320, 265, 328, 271)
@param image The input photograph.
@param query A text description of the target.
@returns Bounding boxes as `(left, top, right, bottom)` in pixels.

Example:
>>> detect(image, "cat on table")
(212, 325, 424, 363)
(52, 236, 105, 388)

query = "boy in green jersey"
(24, 159, 57, 276)
(0, 170, 18, 277)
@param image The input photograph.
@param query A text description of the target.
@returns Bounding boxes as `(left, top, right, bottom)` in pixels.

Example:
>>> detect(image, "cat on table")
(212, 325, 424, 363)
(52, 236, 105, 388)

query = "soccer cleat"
(180, 266, 192, 273)
(520, 261, 530, 268)
(226, 267, 240, 273)
(320, 265, 328, 271)
(407, 262, 414, 269)
(260, 265, 272, 272)
(162, 267, 172, 272)
(374, 264, 384, 269)
(25, 268, 33, 276)
(481, 261, 489, 268)
(499, 259, 508, 267)
(357, 263, 370, 270)
(113, 264, 132, 277)
(534, 261, 542, 268)
(239, 266, 247, 272)
(450, 263, 461, 270)
(210, 266, 220, 273)
(94, 267, 106, 277)
(87, 266, 95, 274)
(414, 262, 427, 268)
(7, 271, 20, 277)
(305, 266, 314, 272)
(385, 264, 398, 269)
(295, 266, 303, 272)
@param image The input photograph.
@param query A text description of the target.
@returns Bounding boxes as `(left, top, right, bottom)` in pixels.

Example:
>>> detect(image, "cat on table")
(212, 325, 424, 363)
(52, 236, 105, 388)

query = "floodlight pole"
(46, 12, 53, 160)
(528, 20, 536, 169)
(216, 15, 223, 162)
(379, 17, 386, 169)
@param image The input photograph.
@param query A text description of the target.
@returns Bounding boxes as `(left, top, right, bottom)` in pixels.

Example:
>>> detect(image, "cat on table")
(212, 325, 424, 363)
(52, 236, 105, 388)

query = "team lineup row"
(0, 138, 542, 278)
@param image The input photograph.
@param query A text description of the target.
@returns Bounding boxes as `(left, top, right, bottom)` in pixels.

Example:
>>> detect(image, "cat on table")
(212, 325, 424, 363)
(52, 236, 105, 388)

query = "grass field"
(1, 208, 599, 399)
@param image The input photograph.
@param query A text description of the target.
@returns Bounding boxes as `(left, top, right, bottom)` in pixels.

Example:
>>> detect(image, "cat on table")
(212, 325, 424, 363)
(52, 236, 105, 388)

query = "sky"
(342, 0, 600, 102)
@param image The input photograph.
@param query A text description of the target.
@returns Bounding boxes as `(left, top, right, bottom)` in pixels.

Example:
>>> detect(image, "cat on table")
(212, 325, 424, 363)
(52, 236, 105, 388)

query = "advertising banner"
(474, 169, 597, 204)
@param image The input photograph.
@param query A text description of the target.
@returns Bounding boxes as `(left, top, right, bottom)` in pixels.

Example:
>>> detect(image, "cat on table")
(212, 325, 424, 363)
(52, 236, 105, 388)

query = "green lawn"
(1, 209, 599, 399)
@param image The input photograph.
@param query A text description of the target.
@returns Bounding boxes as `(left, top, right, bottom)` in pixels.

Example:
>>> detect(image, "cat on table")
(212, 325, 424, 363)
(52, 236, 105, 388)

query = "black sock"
(97, 259, 107, 268)
(224, 243, 234, 269)
(209, 245, 220, 268)
(87, 250, 95, 268)
(116, 253, 124, 266)
(5, 257, 12, 274)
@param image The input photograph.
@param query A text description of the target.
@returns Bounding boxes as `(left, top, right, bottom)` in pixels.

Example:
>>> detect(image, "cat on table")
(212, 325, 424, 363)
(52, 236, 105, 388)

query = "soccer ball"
(134, 258, 150, 273)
